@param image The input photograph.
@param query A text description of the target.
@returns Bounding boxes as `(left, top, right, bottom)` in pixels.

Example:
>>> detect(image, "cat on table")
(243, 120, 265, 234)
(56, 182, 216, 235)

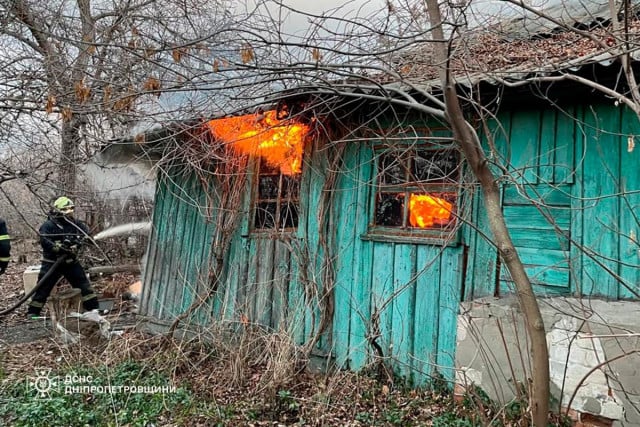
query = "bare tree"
(0, 0, 233, 196)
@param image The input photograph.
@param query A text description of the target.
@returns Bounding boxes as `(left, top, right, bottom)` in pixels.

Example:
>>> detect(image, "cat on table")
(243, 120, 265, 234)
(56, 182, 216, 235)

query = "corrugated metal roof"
(481, 0, 640, 40)
(388, 0, 640, 91)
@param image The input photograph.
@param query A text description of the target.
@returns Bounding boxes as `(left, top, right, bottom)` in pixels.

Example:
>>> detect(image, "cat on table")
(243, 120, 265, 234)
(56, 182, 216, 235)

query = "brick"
(563, 407, 614, 427)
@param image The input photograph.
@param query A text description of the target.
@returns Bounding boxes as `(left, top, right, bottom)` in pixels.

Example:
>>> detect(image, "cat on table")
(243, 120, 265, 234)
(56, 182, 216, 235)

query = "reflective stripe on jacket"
(0, 218, 11, 268)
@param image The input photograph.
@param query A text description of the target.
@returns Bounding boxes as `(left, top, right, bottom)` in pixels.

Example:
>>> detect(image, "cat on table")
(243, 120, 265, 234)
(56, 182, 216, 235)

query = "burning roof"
(205, 110, 311, 175)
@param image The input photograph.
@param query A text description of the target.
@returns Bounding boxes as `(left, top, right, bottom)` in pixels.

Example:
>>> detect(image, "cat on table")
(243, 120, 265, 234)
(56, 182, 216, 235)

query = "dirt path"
(0, 320, 51, 345)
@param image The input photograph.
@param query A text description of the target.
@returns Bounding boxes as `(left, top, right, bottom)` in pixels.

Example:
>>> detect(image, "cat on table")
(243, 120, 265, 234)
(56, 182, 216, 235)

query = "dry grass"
(0, 321, 459, 426)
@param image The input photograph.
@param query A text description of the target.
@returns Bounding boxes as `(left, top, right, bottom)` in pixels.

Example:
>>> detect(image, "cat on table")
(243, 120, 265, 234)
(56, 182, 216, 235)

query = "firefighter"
(26, 197, 99, 320)
(0, 217, 11, 275)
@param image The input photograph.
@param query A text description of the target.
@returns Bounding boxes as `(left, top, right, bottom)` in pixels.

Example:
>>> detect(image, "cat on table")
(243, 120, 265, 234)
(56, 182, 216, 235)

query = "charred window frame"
(366, 138, 462, 245)
(252, 158, 301, 232)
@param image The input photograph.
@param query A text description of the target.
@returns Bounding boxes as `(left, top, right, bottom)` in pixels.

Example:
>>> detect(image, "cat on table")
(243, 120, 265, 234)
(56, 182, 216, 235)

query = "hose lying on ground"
(0, 255, 68, 317)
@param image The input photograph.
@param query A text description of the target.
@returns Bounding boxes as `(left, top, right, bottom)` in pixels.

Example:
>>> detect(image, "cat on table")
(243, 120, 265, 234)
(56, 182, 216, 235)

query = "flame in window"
(206, 110, 310, 175)
(409, 194, 453, 228)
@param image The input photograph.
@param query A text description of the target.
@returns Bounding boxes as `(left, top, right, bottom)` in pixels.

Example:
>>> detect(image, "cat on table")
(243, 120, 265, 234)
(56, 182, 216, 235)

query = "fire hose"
(0, 254, 68, 317)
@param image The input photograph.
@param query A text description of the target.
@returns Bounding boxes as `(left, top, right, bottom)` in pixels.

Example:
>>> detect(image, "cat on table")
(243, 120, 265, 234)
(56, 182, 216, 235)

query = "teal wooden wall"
(141, 171, 218, 322)
(466, 104, 640, 300)
(142, 136, 465, 384)
(329, 143, 464, 383)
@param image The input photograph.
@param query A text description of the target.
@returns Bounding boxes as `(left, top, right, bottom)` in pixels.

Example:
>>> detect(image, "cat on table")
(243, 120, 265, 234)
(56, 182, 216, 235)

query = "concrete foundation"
(456, 296, 640, 426)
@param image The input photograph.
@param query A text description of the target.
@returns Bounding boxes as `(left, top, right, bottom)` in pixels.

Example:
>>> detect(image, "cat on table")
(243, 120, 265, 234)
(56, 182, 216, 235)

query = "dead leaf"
(241, 44, 254, 64)
(213, 59, 220, 72)
(134, 133, 145, 144)
(45, 95, 56, 114)
(82, 35, 96, 55)
(172, 48, 183, 63)
(103, 85, 112, 104)
(143, 77, 161, 96)
(628, 135, 635, 153)
(144, 48, 157, 59)
(74, 80, 91, 103)
(61, 106, 73, 122)
(311, 48, 322, 61)
(113, 90, 135, 111)
(381, 384, 390, 396)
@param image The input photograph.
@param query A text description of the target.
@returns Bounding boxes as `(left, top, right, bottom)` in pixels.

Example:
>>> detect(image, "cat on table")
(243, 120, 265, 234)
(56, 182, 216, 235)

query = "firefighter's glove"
(60, 239, 76, 253)
(66, 244, 79, 261)
(52, 241, 63, 253)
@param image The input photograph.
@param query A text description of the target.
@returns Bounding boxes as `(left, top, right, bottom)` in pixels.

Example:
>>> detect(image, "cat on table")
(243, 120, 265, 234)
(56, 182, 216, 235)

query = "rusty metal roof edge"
(400, 48, 638, 94)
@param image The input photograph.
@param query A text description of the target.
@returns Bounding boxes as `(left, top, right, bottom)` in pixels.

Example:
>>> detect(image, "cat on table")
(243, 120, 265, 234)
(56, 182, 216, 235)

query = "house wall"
(327, 142, 464, 383)
(459, 102, 640, 424)
(140, 101, 640, 399)
(467, 103, 640, 300)
(141, 132, 467, 385)
(140, 171, 217, 322)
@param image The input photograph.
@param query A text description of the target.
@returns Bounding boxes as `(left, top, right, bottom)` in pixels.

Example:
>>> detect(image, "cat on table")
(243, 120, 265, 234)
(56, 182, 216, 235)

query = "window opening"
(371, 141, 462, 242)
(254, 158, 301, 231)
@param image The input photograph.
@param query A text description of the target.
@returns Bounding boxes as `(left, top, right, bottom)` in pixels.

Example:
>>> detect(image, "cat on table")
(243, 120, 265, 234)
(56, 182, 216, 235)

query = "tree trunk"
(59, 118, 82, 195)
(425, 1, 550, 425)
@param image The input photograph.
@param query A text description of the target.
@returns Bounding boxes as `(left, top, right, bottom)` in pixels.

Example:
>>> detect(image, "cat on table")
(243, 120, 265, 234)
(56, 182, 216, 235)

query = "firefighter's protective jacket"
(0, 218, 10, 273)
(39, 212, 89, 262)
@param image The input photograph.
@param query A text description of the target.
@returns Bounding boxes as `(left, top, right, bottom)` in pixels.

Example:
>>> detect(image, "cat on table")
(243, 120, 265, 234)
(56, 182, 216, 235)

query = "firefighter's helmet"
(53, 196, 75, 214)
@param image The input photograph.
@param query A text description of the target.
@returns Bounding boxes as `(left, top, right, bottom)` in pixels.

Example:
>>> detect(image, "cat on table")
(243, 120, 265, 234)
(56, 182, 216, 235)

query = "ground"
(0, 260, 138, 345)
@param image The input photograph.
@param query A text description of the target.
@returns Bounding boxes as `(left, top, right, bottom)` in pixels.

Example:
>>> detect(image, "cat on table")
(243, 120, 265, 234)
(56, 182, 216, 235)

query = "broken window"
(371, 141, 461, 242)
(253, 158, 300, 231)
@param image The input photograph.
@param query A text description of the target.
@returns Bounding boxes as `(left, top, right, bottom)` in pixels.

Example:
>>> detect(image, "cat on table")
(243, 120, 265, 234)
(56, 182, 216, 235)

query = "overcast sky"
(242, 0, 387, 37)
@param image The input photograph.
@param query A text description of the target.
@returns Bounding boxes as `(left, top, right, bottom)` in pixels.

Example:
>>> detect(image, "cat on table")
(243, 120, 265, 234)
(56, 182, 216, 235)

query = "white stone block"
(600, 398, 624, 420)
(22, 265, 41, 300)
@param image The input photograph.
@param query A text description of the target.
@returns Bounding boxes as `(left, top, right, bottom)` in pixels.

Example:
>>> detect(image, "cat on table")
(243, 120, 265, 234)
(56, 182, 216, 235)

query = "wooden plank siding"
(469, 104, 640, 300)
(619, 107, 640, 299)
(142, 135, 465, 384)
(499, 186, 572, 295)
(328, 141, 464, 383)
(142, 172, 218, 321)
(580, 105, 621, 297)
(303, 139, 332, 353)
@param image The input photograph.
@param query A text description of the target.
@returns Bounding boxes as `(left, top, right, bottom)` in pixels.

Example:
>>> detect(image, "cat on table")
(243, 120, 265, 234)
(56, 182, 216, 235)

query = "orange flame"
(409, 194, 453, 228)
(206, 110, 310, 175)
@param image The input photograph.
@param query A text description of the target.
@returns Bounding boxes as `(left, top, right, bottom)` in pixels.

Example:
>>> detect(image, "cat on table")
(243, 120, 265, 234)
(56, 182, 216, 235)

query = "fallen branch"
(88, 265, 140, 277)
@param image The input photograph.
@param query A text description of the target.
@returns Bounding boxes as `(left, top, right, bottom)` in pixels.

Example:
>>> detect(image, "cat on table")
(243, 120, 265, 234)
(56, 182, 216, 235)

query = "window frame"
(250, 157, 302, 234)
(363, 131, 463, 246)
